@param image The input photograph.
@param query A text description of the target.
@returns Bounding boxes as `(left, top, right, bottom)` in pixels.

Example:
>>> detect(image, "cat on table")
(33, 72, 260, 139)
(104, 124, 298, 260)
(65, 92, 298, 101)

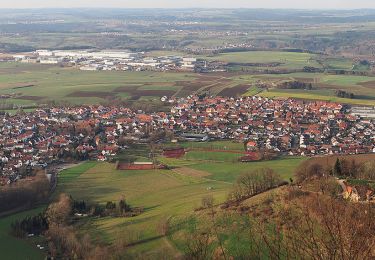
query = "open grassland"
(56, 161, 231, 258)
(259, 89, 375, 106)
(0, 63, 252, 107)
(0, 63, 196, 106)
(185, 156, 305, 182)
(159, 142, 305, 182)
(0, 143, 304, 258)
(0, 207, 46, 260)
(203, 51, 321, 69)
(52, 141, 304, 257)
(252, 72, 375, 105)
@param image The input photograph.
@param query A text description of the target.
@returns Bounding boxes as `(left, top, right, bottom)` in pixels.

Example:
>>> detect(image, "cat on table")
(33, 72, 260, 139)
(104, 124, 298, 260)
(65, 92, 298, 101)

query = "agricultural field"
(0, 62, 252, 108)
(251, 72, 375, 105)
(0, 63, 195, 106)
(203, 51, 322, 70)
(0, 53, 374, 110)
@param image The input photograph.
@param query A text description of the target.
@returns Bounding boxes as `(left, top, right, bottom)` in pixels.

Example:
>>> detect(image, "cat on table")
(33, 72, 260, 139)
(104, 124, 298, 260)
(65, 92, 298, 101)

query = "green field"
(203, 51, 321, 69)
(0, 207, 46, 260)
(179, 140, 245, 151)
(50, 141, 304, 257)
(259, 89, 375, 106)
(0, 63, 195, 106)
(0, 140, 306, 258)
(56, 162, 231, 258)
(0, 53, 374, 108)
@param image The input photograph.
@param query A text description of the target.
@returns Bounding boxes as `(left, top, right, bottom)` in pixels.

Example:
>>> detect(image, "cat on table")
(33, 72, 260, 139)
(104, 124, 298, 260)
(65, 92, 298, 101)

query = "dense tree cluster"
(278, 81, 313, 90)
(0, 173, 49, 212)
(11, 213, 48, 238)
(335, 90, 355, 99)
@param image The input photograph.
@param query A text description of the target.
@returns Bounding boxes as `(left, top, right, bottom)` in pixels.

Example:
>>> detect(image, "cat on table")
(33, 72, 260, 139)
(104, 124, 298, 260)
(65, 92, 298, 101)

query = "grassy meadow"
(48, 141, 304, 257)
(203, 51, 321, 69)
(55, 162, 231, 258)
(0, 207, 46, 260)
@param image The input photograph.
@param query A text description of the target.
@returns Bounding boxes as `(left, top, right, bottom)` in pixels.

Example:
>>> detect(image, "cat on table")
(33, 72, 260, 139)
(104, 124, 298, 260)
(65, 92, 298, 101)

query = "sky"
(1, 0, 375, 9)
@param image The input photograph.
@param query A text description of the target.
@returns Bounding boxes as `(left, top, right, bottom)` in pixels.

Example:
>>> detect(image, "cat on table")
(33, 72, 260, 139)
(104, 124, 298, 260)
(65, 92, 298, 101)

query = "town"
(1, 95, 374, 185)
(10, 49, 210, 72)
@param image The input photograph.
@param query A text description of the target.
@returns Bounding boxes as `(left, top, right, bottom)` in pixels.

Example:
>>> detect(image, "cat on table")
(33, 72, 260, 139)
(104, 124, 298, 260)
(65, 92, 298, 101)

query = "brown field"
(172, 167, 212, 178)
(67, 91, 115, 98)
(218, 84, 250, 96)
(135, 90, 176, 96)
(358, 80, 375, 88)
(113, 86, 139, 92)
(116, 87, 175, 96)
(16, 95, 45, 100)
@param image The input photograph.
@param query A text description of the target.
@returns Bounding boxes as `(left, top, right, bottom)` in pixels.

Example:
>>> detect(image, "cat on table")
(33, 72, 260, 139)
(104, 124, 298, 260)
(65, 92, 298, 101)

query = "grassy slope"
(0, 140, 303, 258)
(189, 156, 305, 182)
(56, 162, 231, 257)
(0, 207, 46, 260)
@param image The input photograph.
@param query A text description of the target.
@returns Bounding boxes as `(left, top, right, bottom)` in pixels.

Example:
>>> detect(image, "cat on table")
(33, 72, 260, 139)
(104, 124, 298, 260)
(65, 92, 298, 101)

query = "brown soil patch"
(175, 81, 210, 88)
(114, 86, 175, 96)
(358, 80, 375, 88)
(172, 167, 211, 178)
(67, 91, 115, 98)
(135, 90, 176, 96)
(143, 82, 175, 87)
(16, 95, 45, 101)
(218, 84, 250, 96)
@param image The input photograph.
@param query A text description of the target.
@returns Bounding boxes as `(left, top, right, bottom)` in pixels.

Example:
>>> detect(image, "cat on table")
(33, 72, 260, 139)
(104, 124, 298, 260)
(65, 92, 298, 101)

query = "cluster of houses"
(12, 50, 199, 72)
(0, 96, 374, 185)
(167, 96, 375, 156)
(341, 181, 375, 202)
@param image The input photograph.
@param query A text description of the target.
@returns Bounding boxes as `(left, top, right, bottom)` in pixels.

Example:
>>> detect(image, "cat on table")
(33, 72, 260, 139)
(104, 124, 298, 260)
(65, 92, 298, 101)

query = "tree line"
(277, 81, 313, 90)
(227, 168, 287, 203)
(296, 157, 375, 182)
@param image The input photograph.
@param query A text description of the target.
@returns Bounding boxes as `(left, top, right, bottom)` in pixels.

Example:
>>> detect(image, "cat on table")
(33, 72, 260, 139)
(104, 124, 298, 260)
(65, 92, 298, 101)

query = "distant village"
(9, 49, 225, 72)
(0, 95, 374, 185)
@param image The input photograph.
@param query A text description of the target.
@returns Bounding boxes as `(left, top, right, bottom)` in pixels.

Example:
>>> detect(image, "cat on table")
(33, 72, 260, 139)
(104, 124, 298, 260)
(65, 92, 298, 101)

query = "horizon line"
(0, 7, 374, 11)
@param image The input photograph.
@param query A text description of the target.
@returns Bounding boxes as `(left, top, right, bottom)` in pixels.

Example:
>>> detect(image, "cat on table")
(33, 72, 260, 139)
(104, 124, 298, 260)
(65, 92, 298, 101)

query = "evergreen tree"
(333, 158, 342, 176)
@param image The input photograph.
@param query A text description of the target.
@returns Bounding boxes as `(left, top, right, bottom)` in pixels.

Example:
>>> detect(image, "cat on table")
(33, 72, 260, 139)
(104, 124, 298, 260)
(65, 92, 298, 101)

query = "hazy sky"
(1, 0, 375, 9)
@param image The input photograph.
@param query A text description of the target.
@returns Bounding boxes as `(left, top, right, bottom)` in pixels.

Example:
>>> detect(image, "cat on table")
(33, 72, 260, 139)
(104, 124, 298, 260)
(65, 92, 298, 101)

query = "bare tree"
(46, 193, 72, 226)
(281, 195, 375, 260)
